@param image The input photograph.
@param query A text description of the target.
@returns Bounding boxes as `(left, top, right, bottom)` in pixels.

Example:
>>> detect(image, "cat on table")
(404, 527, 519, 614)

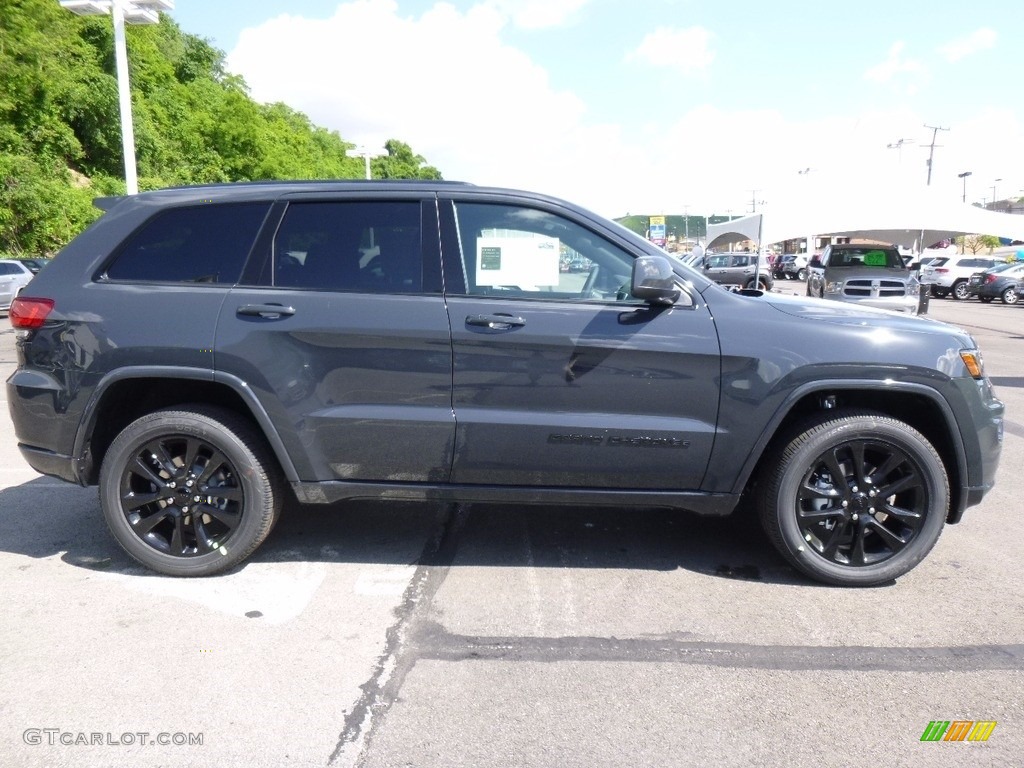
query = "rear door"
(216, 194, 455, 484)
(439, 196, 721, 490)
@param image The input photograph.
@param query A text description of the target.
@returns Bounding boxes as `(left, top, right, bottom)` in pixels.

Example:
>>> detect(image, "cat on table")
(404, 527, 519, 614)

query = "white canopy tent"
(706, 185, 1024, 253)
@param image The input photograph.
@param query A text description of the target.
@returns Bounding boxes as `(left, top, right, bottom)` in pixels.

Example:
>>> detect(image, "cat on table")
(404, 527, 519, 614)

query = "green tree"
(372, 139, 443, 180)
(0, 0, 443, 255)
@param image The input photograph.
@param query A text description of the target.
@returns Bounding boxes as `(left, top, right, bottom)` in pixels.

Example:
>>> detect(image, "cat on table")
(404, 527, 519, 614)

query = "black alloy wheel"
(759, 411, 948, 586)
(99, 406, 281, 576)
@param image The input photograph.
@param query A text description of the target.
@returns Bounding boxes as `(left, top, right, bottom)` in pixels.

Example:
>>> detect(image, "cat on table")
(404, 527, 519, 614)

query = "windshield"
(827, 248, 903, 268)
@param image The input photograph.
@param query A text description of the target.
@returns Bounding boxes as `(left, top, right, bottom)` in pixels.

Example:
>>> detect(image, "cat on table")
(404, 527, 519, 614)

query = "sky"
(168, 0, 1024, 220)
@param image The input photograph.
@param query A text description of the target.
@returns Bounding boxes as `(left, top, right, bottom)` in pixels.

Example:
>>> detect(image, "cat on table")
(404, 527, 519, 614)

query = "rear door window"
(271, 201, 422, 293)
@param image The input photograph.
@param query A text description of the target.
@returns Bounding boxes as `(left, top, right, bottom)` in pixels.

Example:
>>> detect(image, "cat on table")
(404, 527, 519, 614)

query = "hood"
(763, 292, 974, 345)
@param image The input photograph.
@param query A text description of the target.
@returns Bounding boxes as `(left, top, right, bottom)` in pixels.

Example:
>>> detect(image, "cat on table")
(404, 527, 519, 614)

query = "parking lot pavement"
(1, 306, 1022, 767)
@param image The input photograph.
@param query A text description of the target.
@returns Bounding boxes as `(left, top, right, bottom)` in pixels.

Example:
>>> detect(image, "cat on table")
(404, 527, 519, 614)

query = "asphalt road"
(0, 296, 1021, 768)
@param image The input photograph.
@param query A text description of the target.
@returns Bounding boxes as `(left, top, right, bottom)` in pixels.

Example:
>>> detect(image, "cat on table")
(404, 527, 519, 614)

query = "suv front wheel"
(99, 405, 283, 576)
(758, 411, 948, 586)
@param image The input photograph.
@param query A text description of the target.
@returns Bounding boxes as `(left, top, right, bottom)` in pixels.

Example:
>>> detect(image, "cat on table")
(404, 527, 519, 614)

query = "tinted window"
(826, 248, 902, 268)
(272, 201, 422, 293)
(105, 203, 269, 283)
(451, 202, 639, 302)
(0, 263, 19, 275)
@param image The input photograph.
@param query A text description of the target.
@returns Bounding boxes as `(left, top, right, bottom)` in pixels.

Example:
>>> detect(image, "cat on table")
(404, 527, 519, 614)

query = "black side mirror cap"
(631, 256, 680, 305)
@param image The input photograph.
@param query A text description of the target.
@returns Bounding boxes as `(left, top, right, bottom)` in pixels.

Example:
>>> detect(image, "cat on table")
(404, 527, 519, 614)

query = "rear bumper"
(17, 444, 87, 485)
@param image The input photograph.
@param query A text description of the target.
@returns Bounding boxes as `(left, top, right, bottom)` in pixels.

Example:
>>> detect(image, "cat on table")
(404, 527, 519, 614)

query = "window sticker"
(475, 234, 560, 287)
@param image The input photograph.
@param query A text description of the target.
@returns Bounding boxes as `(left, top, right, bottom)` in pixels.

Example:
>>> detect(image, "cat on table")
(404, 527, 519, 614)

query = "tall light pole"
(346, 146, 385, 179)
(59, 1, 174, 195)
(958, 171, 972, 203)
(992, 178, 1002, 208)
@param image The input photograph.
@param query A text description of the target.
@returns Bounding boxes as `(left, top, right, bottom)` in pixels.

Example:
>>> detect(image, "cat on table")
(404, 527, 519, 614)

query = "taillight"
(935, 268, 949, 274)
(9, 297, 54, 330)
(985, 274, 998, 284)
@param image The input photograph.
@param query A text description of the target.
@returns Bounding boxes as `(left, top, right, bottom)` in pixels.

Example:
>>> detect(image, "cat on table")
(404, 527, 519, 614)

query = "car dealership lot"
(1, 298, 1022, 767)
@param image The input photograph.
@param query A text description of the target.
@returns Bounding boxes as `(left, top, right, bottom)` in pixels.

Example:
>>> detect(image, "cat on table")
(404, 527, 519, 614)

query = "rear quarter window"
(103, 203, 270, 284)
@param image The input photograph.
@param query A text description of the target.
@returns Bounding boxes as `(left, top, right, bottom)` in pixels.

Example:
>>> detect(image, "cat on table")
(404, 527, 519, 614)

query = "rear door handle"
(466, 313, 526, 330)
(236, 303, 296, 319)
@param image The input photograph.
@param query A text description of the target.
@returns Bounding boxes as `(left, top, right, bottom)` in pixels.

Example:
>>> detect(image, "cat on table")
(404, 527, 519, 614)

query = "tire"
(952, 280, 970, 300)
(1001, 287, 1019, 305)
(746, 278, 769, 291)
(99, 405, 283, 576)
(796, 268, 807, 281)
(757, 411, 949, 586)
(932, 288, 948, 299)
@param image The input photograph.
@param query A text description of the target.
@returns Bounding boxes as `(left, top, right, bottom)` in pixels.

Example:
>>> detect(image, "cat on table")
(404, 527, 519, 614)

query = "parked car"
(0, 258, 36, 312)
(7, 181, 1003, 586)
(567, 256, 592, 273)
(782, 253, 810, 281)
(703, 251, 773, 290)
(920, 255, 999, 300)
(772, 254, 795, 279)
(19, 257, 53, 273)
(967, 262, 1024, 305)
(806, 243, 920, 313)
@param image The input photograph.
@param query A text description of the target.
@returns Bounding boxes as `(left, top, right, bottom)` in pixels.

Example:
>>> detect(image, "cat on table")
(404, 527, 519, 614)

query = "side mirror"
(631, 255, 680, 305)
(809, 257, 823, 269)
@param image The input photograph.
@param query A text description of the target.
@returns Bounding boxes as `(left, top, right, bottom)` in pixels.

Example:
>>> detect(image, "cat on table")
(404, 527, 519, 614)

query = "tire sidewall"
(99, 409, 275, 577)
(769, 416, 948, 585)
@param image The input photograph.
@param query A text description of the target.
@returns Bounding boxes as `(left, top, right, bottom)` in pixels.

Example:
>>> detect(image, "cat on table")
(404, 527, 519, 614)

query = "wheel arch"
(737, 381, 969, 523)
(73, 367, 301, 486)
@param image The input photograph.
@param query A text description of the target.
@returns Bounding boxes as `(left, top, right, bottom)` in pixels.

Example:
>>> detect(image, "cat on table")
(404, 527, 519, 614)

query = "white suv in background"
(921, 255, 999, 300)
(0, 259, 36, 312)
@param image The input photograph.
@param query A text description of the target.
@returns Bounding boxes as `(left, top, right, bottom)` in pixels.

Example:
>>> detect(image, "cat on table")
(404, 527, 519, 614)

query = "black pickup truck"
(6, 182, 1004, 585)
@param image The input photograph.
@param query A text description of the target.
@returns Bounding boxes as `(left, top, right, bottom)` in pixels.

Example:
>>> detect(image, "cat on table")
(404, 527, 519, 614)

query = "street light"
(958, 171, 972, 203)
(346, 146, 385, 180)
(59, 1, 174, 195)
(887, 138, 915, 163)
(992, 178, 1003, 207)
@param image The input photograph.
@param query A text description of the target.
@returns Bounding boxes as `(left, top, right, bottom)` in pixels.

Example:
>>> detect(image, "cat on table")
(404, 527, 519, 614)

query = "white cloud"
(224, 2, 1023, 220)
(864, 41, 925, 84)
(939, 28, 997, 63)
(627, 26, 714, 75)
(485, 0, 591, 29)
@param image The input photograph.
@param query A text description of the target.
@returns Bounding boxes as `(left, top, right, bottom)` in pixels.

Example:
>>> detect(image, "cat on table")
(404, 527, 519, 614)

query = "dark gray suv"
(6, 181, 1004, 586)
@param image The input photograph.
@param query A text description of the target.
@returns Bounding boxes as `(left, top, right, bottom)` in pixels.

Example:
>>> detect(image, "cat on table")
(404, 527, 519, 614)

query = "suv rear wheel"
(952, 280, 971, 300)
(745, 277, 770, 291)
(98, 405, 282, 576)
(758, 411, 948, 586)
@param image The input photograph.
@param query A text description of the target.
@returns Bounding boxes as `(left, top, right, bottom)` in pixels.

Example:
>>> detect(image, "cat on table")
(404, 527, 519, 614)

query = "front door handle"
(236, 303, 296, 319)
(466, 313, 526, 330)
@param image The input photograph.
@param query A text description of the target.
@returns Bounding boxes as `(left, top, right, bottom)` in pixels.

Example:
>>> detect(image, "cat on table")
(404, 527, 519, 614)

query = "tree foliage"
(957, 234, 1002, 255)
(0, 0, 442, 255)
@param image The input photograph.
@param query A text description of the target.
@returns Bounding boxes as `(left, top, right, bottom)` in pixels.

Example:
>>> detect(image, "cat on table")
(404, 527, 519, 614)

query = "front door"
(440, 198, 721, 490)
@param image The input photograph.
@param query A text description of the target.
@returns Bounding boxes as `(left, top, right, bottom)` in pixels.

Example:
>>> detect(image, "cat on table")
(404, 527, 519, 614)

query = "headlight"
(825, 280, 843, 293)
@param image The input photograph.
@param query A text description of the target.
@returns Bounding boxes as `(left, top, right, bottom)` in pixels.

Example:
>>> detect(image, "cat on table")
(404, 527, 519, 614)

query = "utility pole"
(748, 190, 763, 213)
(923, 124, 949, 186)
